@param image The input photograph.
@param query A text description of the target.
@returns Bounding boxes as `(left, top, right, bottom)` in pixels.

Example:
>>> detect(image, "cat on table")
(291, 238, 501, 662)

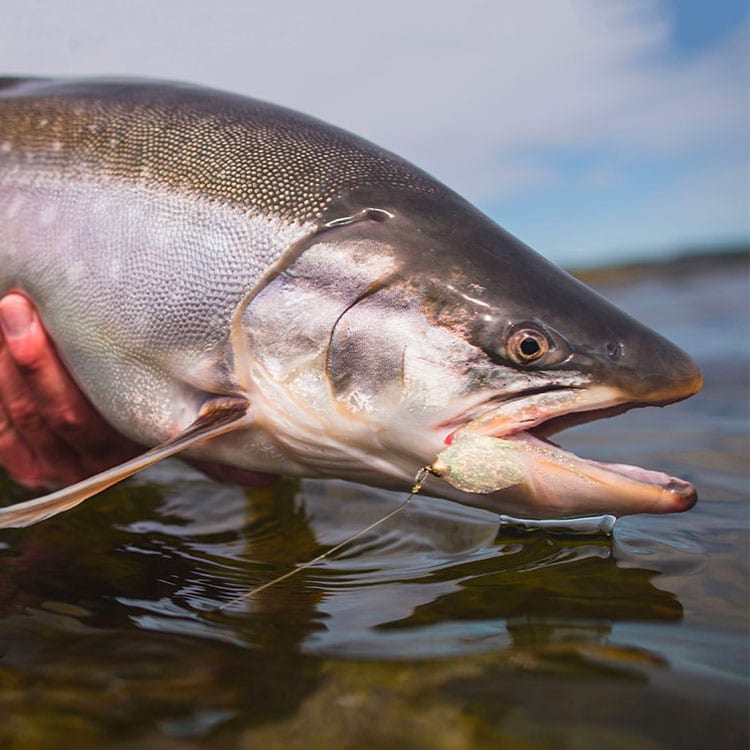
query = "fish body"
(0, 78, 702, 526)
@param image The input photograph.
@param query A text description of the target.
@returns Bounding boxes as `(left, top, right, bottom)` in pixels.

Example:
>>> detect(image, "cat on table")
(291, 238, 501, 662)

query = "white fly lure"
(429, 431, 527, 494)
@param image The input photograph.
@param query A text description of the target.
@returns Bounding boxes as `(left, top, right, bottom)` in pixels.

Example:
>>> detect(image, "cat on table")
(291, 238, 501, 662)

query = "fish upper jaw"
(438, 383, 628, 441)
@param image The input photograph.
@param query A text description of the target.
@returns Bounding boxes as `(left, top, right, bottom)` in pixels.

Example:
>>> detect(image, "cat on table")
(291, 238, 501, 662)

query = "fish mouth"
(438, 379, 700, 519)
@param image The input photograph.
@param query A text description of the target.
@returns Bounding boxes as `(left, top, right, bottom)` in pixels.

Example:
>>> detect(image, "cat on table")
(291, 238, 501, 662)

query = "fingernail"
(0, 299, 35, 339)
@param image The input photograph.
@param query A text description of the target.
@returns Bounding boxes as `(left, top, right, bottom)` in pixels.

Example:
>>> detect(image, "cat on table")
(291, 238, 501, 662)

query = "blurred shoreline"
(572, 243, 749, 285)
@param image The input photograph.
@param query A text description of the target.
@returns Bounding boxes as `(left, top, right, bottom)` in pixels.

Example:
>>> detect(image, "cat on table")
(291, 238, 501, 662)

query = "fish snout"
(664, 479, 698, 513)
(607, 330, 702, 406)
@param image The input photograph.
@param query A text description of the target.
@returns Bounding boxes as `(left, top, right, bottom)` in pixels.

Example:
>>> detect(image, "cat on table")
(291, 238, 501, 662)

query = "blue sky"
(488, 0, 749, 266)
(668, 0, 747, 53)
(1, 0, 748, 268)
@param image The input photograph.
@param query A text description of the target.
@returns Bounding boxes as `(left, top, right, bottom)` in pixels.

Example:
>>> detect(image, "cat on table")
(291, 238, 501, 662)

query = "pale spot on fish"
(5, 194, 25, 220)
(0, 141, 11, 153)
(39, 203, 58, 227)
(108, 258, 121, 282)
(67, 261, 84, 283)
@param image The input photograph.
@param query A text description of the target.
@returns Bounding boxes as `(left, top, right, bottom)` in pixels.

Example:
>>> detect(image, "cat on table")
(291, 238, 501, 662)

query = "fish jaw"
(486, 431, 697, 518)
(424, 428, 698, 520)
(428, 376, 701, 519)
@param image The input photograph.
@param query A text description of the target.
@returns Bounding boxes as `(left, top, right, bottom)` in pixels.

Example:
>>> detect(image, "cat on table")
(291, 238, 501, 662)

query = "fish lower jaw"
(501, 430, 697, 517)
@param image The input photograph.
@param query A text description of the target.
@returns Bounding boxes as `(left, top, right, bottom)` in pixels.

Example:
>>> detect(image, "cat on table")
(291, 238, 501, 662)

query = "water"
(0, 254, 747, 749)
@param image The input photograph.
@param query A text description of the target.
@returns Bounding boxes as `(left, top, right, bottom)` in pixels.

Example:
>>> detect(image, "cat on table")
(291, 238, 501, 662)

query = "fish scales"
(0, 78, 444, 220)
(0, 78, 442, 445)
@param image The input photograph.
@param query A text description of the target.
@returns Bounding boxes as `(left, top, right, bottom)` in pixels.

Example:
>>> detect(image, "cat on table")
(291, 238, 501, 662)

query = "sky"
(0, 0, 747, 268)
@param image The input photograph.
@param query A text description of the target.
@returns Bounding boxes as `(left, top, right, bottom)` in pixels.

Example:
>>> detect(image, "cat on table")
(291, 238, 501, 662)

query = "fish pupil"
(520, 337, 542, 357)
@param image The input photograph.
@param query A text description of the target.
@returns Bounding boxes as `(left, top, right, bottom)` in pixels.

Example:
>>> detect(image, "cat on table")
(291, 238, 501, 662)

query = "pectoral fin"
(0, 396, 250, 528)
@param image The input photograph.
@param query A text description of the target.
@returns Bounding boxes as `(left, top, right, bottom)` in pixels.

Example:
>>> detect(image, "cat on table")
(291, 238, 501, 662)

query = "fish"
(0, 77, 702, 528)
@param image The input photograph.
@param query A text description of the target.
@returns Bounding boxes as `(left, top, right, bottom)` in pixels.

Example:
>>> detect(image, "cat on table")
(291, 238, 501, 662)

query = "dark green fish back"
(0, 78, 446, 222)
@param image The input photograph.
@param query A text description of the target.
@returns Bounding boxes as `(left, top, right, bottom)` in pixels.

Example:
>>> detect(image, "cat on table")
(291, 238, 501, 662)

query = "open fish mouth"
(434, 383, 698, 519)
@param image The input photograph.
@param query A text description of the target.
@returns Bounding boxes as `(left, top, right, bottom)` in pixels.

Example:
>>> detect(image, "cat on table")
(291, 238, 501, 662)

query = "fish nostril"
(606, 341, 623, 361)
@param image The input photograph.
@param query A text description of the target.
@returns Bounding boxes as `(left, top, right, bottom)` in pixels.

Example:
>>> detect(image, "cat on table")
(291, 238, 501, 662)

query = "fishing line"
(218, 466, 432, 610)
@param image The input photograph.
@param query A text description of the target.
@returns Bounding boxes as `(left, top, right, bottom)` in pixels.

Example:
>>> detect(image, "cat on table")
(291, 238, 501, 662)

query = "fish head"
(243, 188, 702, 519)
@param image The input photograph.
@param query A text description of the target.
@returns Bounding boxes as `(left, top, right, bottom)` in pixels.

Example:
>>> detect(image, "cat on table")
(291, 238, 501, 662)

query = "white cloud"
(1, 0, 747, 237)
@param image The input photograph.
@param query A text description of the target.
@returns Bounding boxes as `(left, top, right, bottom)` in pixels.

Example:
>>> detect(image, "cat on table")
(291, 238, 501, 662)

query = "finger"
(0, 294, 139, 466)
(0, 337, 84, 488)
(0, 407, 68, 489)
(0, 398, 39, 485)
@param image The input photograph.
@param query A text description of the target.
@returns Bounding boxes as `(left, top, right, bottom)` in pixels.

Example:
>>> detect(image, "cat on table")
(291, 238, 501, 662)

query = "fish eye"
(508, 327, 550, 365)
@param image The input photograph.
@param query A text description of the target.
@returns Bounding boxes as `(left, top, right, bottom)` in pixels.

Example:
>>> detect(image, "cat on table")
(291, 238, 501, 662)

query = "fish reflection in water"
(0, 467, 685, 659)
(0, 467, 693, 748)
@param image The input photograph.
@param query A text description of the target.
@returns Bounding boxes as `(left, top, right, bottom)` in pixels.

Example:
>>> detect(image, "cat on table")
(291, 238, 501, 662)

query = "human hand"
(0, 293, 276, 491)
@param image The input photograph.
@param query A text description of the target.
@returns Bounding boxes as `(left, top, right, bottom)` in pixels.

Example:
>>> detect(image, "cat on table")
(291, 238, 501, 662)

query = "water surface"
(1, 254, 747, 749)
